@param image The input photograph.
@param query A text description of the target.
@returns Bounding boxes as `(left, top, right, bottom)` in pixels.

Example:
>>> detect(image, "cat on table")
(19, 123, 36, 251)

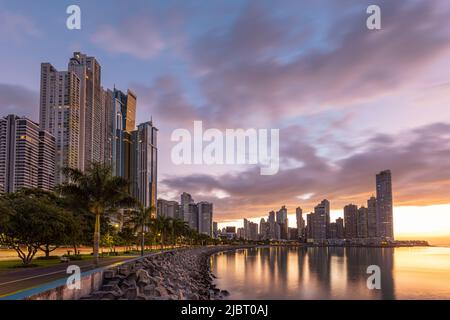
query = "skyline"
(1, 0, 450, 242)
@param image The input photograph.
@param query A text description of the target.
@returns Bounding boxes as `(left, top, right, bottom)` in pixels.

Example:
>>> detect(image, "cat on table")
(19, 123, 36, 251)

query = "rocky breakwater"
(81, 246, 248, 300)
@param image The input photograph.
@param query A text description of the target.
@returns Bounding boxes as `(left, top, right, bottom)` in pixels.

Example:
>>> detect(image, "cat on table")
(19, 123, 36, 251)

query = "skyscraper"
(181, 192, 194, 224)
(336, 217, 345, 239)
(109, 88, 137, 180)
(39, 62, 80, 184)
(357, 206, 369, 238)
(259, 218, 268, 240)
(133, 121, 158, 209)
(68, 52, 103, 171)
(37, 130, 56, 191)
(198, 201, 213, 236)
(367, 196, 377, 238)
(311, 200, 329, 240)
(376, 170, 394, 240)
(276, 205, 289, 239)
(344, 204, 358, 239)
(0, 115, 55, 193)
(296, 207, 305, 240)
(157, 199, 180, 219)
(268, 210, 276, 239)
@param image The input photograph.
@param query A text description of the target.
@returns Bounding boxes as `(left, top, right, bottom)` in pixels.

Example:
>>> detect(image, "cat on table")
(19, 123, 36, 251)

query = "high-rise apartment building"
(198, 201, 213, 236)
(132, 121, 158, 210)
(367, 196, 377, 238)
(102, 89, 114, 166)
(157, 198, 180, 219)
(181, 192, 194, 225)
(276, 205, 289, 239)
(296, 206, 305, 240)
(37, 130, 56, 190)
(39, 62, 80, 184)
(314, 199, 330, 238)
(68, 52, 103, 171)
(310, 200, 329, 240)
(0, 115, 55, 193)
(344, 204, 358, 239)
(336, 217, 345, 239)
(109, 88, 137, 180)
(376, 170, 394, 240)
(357, 206, 369, 238)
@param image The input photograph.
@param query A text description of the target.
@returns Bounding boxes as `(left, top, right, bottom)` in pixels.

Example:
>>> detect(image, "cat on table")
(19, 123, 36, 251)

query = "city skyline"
(1, 0, 450, 244)
(217, 170, 395, 243)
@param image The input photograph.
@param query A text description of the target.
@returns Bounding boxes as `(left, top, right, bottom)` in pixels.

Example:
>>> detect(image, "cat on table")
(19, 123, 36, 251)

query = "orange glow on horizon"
(217, 204, 450, 245)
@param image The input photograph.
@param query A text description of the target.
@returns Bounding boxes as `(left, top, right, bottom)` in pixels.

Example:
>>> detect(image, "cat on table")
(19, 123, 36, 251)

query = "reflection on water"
(210, 246, 450, 299)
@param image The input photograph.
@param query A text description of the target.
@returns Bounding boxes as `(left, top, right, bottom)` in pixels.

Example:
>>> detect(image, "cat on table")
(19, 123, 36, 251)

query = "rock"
(120, 279, 136, 290)
(80, 245, 250, 300)
(154, 286, 169, 297)
(143, 284, 156, 296)
(103, 270, 115, 280)
(118, 266, 130, 277)
(124, 287, 139, 300)
(136, 269, 151, 285)
(188, 293, 200, 300)
(101, 284, 120, 292)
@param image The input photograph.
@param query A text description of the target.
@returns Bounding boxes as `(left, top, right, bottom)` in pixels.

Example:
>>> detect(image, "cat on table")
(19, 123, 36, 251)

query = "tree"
(0, 191, 67, 265)
(128, 205, 155, 256)
(153, 215, 172, 250)
(171, 218, 188, 247)
(17, 188, 76, 257)
(118, 226, 138, 251)
(58, 163, 135, 266)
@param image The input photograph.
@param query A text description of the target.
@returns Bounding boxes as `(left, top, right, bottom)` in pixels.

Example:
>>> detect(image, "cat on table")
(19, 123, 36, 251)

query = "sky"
(1, 0, 450, 242)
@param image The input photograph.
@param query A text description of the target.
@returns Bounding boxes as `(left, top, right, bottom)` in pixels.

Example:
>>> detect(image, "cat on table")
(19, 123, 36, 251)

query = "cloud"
(132, 76, 200, 126)
(160, 122, 450, 220)
(92, 21, 164, 59)
(0, 83, 39, 120)
(188, 1, 450, 127)
(91, 10, 185, 60)
(0, 10, 41, 43)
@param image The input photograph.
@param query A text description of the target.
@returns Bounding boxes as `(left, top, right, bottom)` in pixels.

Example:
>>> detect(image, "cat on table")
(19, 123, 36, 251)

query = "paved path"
(0, 256, 138, 297)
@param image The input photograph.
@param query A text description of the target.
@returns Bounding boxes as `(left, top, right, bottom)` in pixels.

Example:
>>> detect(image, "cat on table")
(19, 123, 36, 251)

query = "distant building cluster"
(0, 52, 157, 210)
(218, 170, 394, 243)
(157, 192, 214, 237)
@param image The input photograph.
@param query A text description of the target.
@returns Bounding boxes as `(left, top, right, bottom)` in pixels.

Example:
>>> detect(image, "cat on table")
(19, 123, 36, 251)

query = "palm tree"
(128, 205, 155, 256)
(171, 218, 188, 247)
(58, 163, 135, 266)
(153, 215, 172, 250)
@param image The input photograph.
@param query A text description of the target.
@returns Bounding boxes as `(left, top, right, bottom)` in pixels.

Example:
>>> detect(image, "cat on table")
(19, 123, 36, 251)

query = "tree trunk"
(93, 212, 100, 266)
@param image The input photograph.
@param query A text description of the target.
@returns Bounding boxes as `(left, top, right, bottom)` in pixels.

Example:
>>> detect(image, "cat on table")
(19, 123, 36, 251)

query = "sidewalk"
(0, 255, 137, 297)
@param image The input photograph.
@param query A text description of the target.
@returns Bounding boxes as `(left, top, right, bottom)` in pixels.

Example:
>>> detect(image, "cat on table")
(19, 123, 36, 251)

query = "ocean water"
(210, 246, 450, 299)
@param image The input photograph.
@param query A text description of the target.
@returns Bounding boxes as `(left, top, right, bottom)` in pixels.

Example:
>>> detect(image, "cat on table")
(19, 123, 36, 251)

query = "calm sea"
(210, 246, 450, 299)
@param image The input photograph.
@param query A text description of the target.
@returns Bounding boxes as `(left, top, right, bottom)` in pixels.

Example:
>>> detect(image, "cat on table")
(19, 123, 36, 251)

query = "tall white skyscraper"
(39, 63, 80, 184)
(68, 52, 103, 171)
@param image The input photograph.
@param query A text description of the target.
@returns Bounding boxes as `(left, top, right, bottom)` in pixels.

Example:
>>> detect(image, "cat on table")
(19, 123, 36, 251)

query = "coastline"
(81, 245, 254, 300)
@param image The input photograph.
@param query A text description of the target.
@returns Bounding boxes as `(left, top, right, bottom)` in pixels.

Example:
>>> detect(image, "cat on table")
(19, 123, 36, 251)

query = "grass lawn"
(0, 246, 183, 272)
(0, 254, 111, 272)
